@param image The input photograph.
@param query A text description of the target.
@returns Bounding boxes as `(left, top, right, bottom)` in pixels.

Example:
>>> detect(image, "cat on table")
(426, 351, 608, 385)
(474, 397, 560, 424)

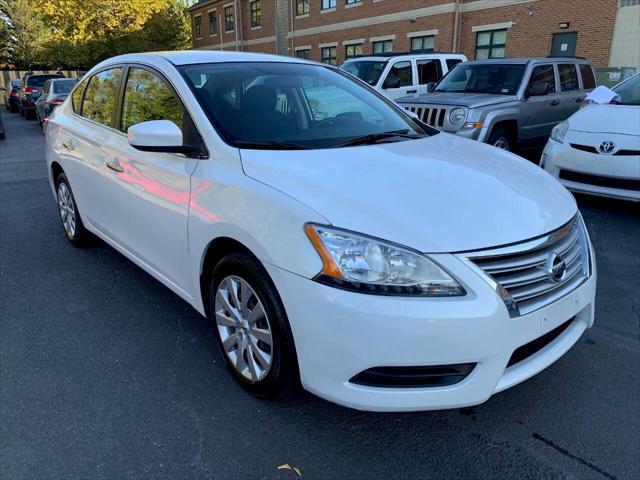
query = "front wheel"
(488, 127, 514, 152)
(209, 252, 299, 398)
(55, 172, 89, 246)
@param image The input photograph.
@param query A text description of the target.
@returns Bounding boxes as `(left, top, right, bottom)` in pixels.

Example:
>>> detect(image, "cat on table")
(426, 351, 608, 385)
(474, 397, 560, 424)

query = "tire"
(19, 106, 24, 117)
(10, 104, 18, 113)
(25, 109, 35, 121)
(209, 252, 299, 398)
(55, 172, 89, 246)
(488, 127, 514, 152)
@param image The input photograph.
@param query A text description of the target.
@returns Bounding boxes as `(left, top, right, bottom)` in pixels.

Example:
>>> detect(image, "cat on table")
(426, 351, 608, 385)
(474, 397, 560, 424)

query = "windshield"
(436, 64, 525, 95)
(180, 62, 430, 150)
(53, 79, 77, 94)
(613, 75, 640, 105)
(339, 60, 387, 86)
(27, 75, 64, 88)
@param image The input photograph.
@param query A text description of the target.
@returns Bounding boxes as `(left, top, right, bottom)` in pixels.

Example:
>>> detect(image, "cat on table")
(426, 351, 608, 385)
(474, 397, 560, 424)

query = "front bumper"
(542, 136, 640, 202)
(266, 250, 596, 412)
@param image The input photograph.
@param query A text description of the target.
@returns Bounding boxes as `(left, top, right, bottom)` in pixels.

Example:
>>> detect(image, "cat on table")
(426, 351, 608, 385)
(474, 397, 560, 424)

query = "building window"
(194, 15, 202, 38)
(321, 47, 337, 65)
(322, 0, 336, 10)
(296, 49, 311, 60)
(208, 11, 217, 35)
(224, 5, 235, 32)
(250, 1, 261, 27)
(410, 36, 435, 53)
(346, 0, 361, 4)
(345, 43, 363, 59)
(373, 40, 392, 54)
(296, 0, 309, 15)
(475, 29, 507, 59)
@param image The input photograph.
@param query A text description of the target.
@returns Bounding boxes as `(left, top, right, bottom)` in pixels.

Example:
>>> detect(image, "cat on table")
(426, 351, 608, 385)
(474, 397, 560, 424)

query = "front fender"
(477, 108, 521, 143)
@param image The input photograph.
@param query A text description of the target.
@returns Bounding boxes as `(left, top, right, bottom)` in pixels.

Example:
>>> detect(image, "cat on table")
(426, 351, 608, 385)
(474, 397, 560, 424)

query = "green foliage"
(1, 0, 191, 70)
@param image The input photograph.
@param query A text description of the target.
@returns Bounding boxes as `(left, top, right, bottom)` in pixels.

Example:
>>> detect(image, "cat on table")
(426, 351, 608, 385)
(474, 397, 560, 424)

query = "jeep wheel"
(488, 128, 513, 152)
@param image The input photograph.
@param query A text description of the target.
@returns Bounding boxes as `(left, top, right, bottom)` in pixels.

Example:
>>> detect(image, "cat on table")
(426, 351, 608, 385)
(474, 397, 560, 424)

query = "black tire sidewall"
(209, 252, 298, 398)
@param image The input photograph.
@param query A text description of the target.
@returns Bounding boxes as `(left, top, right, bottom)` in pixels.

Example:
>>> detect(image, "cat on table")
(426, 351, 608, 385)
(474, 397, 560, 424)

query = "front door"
(550, 32, 577, 57)
(380, 61, 417, 100)
(101, 65, 200, 293)
(521, 64, 563, 140)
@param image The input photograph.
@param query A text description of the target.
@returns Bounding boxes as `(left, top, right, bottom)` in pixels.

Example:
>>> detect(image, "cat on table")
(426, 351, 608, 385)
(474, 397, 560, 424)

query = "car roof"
(99, 50, 314, 67)
(343, 53, 466, 62)
(463, 57, 591, 65)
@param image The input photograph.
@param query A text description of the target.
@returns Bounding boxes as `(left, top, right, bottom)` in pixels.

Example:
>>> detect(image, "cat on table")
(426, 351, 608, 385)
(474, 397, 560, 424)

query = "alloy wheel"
(57, 182, 76, 238)
(214, 275, 273, 382)
(493, 137, 510, 150)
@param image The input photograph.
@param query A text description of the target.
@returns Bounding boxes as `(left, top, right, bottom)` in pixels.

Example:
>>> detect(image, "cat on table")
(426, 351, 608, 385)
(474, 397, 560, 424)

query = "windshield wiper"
(337, 130, 420, 147)
(234, 140, 312, 150)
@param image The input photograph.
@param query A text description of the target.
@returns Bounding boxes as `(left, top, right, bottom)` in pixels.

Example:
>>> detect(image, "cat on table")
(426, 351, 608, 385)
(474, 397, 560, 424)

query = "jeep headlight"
(449, 108, 467, 126)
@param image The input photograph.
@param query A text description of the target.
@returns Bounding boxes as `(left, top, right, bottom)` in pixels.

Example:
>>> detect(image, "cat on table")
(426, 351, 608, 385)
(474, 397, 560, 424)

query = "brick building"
(187, 0, 639, 68)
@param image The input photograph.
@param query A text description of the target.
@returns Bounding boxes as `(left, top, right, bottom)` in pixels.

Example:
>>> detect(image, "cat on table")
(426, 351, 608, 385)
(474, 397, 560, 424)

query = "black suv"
(18, 73, 65, 120)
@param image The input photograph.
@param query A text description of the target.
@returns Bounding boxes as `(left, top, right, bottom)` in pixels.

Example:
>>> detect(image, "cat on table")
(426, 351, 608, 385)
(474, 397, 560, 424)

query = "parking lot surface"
(1, 110, 639, 480)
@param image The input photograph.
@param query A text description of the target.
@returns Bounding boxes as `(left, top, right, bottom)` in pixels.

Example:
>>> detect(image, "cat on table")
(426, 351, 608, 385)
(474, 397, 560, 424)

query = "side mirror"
(382, 77, 401, 89)
(525, 82, 549, 99)
(426, 82, 437, 93)
(128, 120, 196, 156)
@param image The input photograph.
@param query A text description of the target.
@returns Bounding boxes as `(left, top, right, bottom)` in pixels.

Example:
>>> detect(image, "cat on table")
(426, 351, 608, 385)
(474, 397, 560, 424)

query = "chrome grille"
(403, 104, 448, 128)
(461, 217, 590, 317)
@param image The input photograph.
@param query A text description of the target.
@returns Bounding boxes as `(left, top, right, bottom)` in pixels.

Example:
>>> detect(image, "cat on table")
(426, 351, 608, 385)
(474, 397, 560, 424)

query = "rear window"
(579, 64, 596, 90)
(27, 75, 64, 88)
(53, 80, 77, 94)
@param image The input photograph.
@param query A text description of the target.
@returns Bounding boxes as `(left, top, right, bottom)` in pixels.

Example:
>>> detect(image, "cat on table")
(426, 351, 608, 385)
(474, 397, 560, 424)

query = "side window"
(71, 79, 87, 113)
(121, 67, 185, 132)
(579, 64, 596, 90)
(527, 65, 557, 94)
(42, 81, 51, 95)
(383, 61, 413, 89)
(81, 68, 123, 126)
(558, 64, 579, 92)
(417, 59, 443, 85)
(446, 59, 462, 71)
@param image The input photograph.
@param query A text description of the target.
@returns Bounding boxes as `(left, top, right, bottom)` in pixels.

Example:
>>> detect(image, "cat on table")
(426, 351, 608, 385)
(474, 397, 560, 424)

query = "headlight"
(550, 120, 569, 143)
(449, 108, 467, 126)
(304, 224, 465, 297)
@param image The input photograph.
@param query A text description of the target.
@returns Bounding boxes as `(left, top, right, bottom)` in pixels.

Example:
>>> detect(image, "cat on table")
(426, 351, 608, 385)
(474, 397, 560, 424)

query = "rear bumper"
(265, 250, 596, 412)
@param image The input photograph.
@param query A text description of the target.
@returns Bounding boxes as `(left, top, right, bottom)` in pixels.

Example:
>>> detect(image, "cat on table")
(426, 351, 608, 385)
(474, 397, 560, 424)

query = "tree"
(39, 0, 191, 69)
(0, 0, 49, 69)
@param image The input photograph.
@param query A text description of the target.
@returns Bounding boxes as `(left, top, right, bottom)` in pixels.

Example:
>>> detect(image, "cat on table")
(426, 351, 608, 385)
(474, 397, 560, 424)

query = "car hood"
(240, 134, 576, 253)
(569, 104, 640, 136)
(395, 91, 518, 108)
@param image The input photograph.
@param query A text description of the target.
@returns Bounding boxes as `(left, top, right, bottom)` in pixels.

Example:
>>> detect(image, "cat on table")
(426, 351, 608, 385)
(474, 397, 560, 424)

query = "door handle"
(406, 89, 418, 94)
(550, 100, 560, 106)
(62, 142, 75, 151)
(106, 159, 124, 173)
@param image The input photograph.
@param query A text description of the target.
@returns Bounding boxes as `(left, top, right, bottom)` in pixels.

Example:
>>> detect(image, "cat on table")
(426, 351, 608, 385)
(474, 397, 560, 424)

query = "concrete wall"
(609, 0, 640, 68)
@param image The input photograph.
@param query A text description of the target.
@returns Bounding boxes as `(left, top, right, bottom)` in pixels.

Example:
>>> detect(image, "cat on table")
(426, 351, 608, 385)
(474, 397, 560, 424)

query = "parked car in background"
(18, 73, 65, 120)
(340, 52, 467, 100)
(35, 78, 78, 128)
(396, 57, 597, 152)
(541, 73, 640, 201)
(4, 79, 22, 113)
(45, 51, 596, 412)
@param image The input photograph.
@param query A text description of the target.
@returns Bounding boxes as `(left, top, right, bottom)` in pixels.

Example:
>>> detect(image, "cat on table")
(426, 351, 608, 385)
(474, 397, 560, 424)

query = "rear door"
(55, 67, 124, 229)
(415, 58, 444, 95)
(380, 60, 417, 99)
(100, 65, 201, 291)
(521, 64, 563, 139)
(557, 63, 584, 120)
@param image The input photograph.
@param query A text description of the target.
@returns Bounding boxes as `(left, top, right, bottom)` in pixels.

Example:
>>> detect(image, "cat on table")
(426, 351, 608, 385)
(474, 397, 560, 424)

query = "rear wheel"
(488, 127, 514, 152)
(209, 252, 299, 398)
(55, 172, 89, 246)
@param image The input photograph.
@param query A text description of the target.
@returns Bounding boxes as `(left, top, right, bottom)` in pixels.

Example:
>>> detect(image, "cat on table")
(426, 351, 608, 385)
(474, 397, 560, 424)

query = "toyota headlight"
(550, 120, 569, 144)
(305, 224, 465, 296)
(449, 108, 467, 126)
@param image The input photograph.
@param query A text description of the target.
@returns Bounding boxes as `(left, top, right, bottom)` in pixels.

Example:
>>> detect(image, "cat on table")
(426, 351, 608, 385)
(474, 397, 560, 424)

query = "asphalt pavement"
(1, 109, 639, 480)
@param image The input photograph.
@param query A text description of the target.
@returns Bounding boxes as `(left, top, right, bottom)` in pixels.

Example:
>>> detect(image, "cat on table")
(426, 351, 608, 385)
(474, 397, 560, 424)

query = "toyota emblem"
(598, 141, 616, 154)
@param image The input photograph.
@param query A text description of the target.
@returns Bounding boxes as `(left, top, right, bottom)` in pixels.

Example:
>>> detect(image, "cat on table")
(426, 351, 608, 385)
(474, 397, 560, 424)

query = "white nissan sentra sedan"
(45, 51, 596, 412)
(541, 73, 640, 202)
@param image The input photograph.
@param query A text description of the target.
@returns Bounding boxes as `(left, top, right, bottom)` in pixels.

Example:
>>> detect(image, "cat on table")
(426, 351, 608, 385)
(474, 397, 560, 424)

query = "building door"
(550, 32, 577, 57)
